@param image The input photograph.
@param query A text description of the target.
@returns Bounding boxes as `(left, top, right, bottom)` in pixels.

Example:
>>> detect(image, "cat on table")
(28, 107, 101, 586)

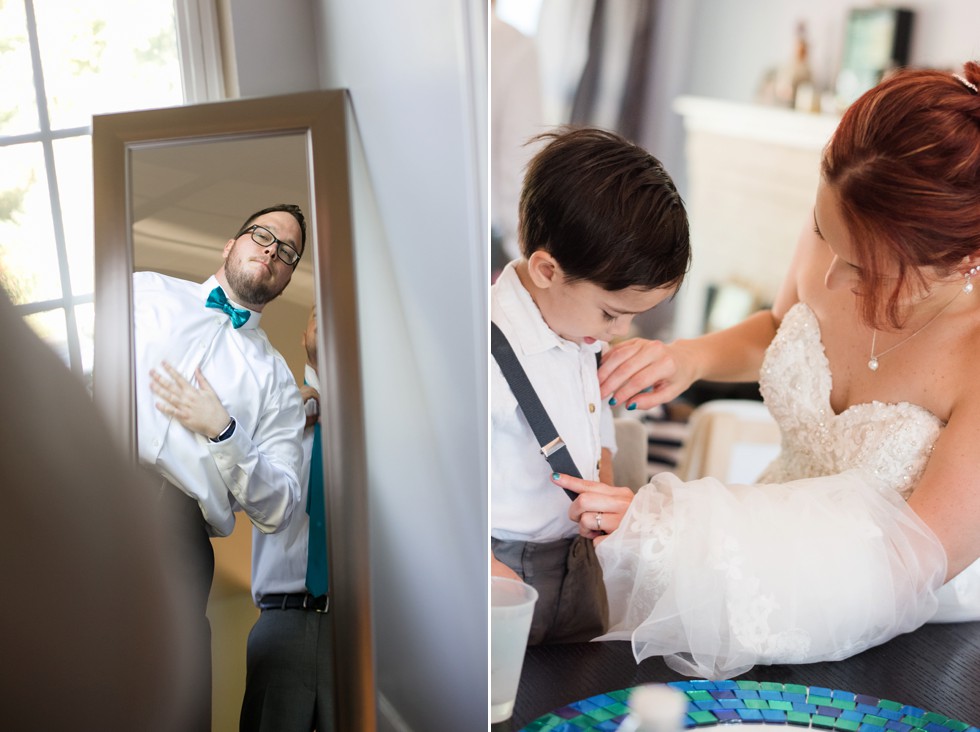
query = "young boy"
(491, 126, 690, 645)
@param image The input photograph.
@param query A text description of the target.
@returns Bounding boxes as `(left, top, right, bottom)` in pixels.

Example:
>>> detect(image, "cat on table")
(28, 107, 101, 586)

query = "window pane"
(0, 0, 40, 135)
(54, 135, 94, 296)
(24, 306, 69, 365)
(77, 300, 95, 381)
(0, 142, 61, 304)
(35, 0, 182, 130)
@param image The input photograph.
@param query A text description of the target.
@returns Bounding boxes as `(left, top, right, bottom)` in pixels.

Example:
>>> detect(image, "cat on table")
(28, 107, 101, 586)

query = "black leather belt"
(258, 592, 329, 613)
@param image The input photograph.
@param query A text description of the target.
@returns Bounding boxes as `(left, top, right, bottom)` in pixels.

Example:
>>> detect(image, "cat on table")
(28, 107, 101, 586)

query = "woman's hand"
(552, 472, 635, 543)
(299, 385, 320, 428)
(600, 312, 780, 410)
(598, 338, 697, 412)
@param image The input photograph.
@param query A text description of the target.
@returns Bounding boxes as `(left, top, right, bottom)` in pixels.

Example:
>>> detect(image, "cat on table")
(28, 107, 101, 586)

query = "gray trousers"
(492, 535, 608, 645)
(239, 608, 335, 732)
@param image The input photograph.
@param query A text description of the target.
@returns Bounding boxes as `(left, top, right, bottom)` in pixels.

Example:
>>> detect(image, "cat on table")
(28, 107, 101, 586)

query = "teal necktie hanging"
(206, 286, 251, 329)
(305, 420, 328, 597)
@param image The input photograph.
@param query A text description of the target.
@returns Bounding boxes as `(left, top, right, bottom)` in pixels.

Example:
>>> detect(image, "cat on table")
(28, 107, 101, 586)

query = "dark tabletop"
(498, 621, 980, 731)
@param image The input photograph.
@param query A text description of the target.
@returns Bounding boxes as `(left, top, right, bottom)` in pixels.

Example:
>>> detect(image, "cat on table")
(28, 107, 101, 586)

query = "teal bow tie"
(206, 286, 250, 328)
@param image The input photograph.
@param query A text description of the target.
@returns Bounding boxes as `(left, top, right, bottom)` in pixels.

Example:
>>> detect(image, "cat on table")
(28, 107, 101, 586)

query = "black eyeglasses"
(239, 224, 301, 266)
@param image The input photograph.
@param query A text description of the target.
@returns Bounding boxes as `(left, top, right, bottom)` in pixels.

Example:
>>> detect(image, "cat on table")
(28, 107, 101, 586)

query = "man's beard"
(224, 251, 289, 308)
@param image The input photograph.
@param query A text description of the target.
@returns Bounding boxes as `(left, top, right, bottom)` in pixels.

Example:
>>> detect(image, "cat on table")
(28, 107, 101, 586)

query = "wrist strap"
(209, 417, 236, 443)
(491, 321, 581, 500)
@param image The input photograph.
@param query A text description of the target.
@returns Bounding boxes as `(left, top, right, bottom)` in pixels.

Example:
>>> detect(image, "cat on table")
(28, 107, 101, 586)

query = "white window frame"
(2, 0, 223, 377)
(174, 0, 229, 102)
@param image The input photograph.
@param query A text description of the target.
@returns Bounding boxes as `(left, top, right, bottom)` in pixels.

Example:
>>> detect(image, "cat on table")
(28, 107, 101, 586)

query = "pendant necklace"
(867, 288, 963, 372)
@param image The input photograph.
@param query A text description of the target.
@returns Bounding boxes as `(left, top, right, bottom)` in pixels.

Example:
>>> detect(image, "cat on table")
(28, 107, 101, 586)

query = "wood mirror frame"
(92, 89, 374, 730)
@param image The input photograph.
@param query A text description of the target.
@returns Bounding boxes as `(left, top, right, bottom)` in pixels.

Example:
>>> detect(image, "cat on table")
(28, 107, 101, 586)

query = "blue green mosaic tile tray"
(520, 680, 980, 732)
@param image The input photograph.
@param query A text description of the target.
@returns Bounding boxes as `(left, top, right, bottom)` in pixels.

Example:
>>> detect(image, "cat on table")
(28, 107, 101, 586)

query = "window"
(0, 0, 184, 381)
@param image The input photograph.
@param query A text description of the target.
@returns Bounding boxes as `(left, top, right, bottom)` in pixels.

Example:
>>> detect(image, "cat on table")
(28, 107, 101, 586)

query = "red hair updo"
(822, 61, 980, 328)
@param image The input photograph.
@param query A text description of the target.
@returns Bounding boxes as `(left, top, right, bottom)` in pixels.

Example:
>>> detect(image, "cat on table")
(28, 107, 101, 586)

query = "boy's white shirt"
(491, 261, 617, 542)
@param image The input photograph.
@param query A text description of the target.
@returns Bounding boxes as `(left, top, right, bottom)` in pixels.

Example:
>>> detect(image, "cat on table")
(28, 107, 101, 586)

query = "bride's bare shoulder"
(773, 219, 836, 317)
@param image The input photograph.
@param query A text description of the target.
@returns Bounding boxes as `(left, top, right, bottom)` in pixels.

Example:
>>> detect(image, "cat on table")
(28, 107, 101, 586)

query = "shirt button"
(152, 439, 161, 447)
(588, 403, 596, 413)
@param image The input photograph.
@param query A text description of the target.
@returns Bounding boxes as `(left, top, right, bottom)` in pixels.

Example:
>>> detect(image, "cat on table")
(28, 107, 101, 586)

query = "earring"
(965, 265, 979, 294)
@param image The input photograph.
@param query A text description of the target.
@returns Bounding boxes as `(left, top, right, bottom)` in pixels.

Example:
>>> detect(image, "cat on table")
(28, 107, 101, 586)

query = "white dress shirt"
(250, 365, 319, 602)
(134, 272, 304, 537)
(491, 262, 616, 542)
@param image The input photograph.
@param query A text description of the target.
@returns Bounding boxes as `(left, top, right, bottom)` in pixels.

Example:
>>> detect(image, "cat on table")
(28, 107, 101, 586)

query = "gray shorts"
(492, 535, 607, 645)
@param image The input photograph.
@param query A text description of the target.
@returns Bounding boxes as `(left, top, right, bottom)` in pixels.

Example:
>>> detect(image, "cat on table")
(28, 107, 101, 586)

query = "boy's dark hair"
(235, 203, 307, 258)
(519, 127, 690, 291)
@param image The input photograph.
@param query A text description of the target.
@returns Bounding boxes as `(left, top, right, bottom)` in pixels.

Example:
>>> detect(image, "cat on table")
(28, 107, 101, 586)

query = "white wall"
(221, 0, 320, 97)
(312, 1, 487, 731)
(224, 0, 486, 729)
(640, 0, 980, 339)
(630, 0, 980, 208)
(685, 0, 980, 104)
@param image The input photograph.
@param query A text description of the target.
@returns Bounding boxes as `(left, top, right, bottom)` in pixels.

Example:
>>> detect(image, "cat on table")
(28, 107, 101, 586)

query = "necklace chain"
(867, 288, 964, 372)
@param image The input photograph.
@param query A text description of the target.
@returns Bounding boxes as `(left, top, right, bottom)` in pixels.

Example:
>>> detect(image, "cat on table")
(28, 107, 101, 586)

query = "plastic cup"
(490, 577, 538, 724)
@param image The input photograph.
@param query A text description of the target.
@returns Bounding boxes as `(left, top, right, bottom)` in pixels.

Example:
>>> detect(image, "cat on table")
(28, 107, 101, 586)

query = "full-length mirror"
(92, 90, 373, 730)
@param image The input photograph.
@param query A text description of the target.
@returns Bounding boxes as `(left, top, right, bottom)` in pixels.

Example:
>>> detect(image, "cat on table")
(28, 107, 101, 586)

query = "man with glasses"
(133, 203, 308, 732)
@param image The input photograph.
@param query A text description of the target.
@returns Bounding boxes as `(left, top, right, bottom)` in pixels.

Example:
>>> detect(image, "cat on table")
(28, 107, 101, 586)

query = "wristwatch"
(209, 417, 236, 443)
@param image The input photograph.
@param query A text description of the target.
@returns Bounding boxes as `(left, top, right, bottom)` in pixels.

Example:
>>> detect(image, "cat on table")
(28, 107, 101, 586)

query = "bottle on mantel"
(773, 20, 814, 110)
(617, 684, 689, 732)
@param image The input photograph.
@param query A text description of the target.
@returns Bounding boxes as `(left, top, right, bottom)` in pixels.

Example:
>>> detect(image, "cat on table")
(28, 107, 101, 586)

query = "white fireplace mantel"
(674, 95, 840, 151)
(671, 96, 841, 339)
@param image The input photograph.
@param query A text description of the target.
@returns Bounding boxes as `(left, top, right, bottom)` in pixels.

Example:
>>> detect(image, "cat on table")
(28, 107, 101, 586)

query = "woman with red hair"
(554, 61, 980, 679)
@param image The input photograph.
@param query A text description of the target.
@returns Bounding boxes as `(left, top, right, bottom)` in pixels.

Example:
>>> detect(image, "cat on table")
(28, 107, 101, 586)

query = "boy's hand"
(552, 472, 635, 543)
(491, 555, 522, 582)
(599, 338, 694, 411)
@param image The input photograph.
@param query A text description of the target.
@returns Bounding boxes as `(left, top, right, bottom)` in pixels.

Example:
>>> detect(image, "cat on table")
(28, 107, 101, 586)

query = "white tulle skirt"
(595, 469, 950, 679)
(935, 556, 980, 622)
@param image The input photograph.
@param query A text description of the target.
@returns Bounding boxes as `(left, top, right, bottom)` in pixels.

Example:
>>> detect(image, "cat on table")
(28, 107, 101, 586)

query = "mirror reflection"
(94, 90, 371, 730)
(131, 136, 318, 729)
(132, 135, 313, 374)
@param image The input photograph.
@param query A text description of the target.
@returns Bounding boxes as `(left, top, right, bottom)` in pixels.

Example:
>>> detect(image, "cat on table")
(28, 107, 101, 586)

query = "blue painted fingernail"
(640, 386, 653, 393)
(552, 472, 560, 481)
(627, 403, 637, 411)
(608, 397, 617, 406)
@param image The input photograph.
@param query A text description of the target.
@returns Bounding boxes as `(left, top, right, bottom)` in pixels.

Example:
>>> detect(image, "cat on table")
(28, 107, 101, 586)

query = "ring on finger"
(595, 512, 603, 532)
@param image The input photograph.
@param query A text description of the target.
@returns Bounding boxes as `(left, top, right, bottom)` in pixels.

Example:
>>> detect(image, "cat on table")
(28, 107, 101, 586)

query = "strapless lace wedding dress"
(596, 302, 980, 679)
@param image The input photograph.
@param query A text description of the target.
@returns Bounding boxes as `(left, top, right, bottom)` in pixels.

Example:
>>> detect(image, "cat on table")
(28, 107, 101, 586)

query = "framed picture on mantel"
(835, 7, 914, 110)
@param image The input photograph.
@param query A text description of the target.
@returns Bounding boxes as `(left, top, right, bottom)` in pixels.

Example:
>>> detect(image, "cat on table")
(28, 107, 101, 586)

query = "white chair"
(675, 399, 781, 483)
(612, 416, 651, 492)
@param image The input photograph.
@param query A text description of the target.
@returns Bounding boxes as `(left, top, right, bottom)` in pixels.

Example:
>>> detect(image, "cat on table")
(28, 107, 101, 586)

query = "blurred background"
(493, 0, 980, 341)
(492, 0, 980, 490)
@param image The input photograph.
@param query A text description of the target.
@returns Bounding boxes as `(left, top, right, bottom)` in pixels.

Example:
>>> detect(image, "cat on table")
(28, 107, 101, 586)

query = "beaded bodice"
(757, 303, 943, 497)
